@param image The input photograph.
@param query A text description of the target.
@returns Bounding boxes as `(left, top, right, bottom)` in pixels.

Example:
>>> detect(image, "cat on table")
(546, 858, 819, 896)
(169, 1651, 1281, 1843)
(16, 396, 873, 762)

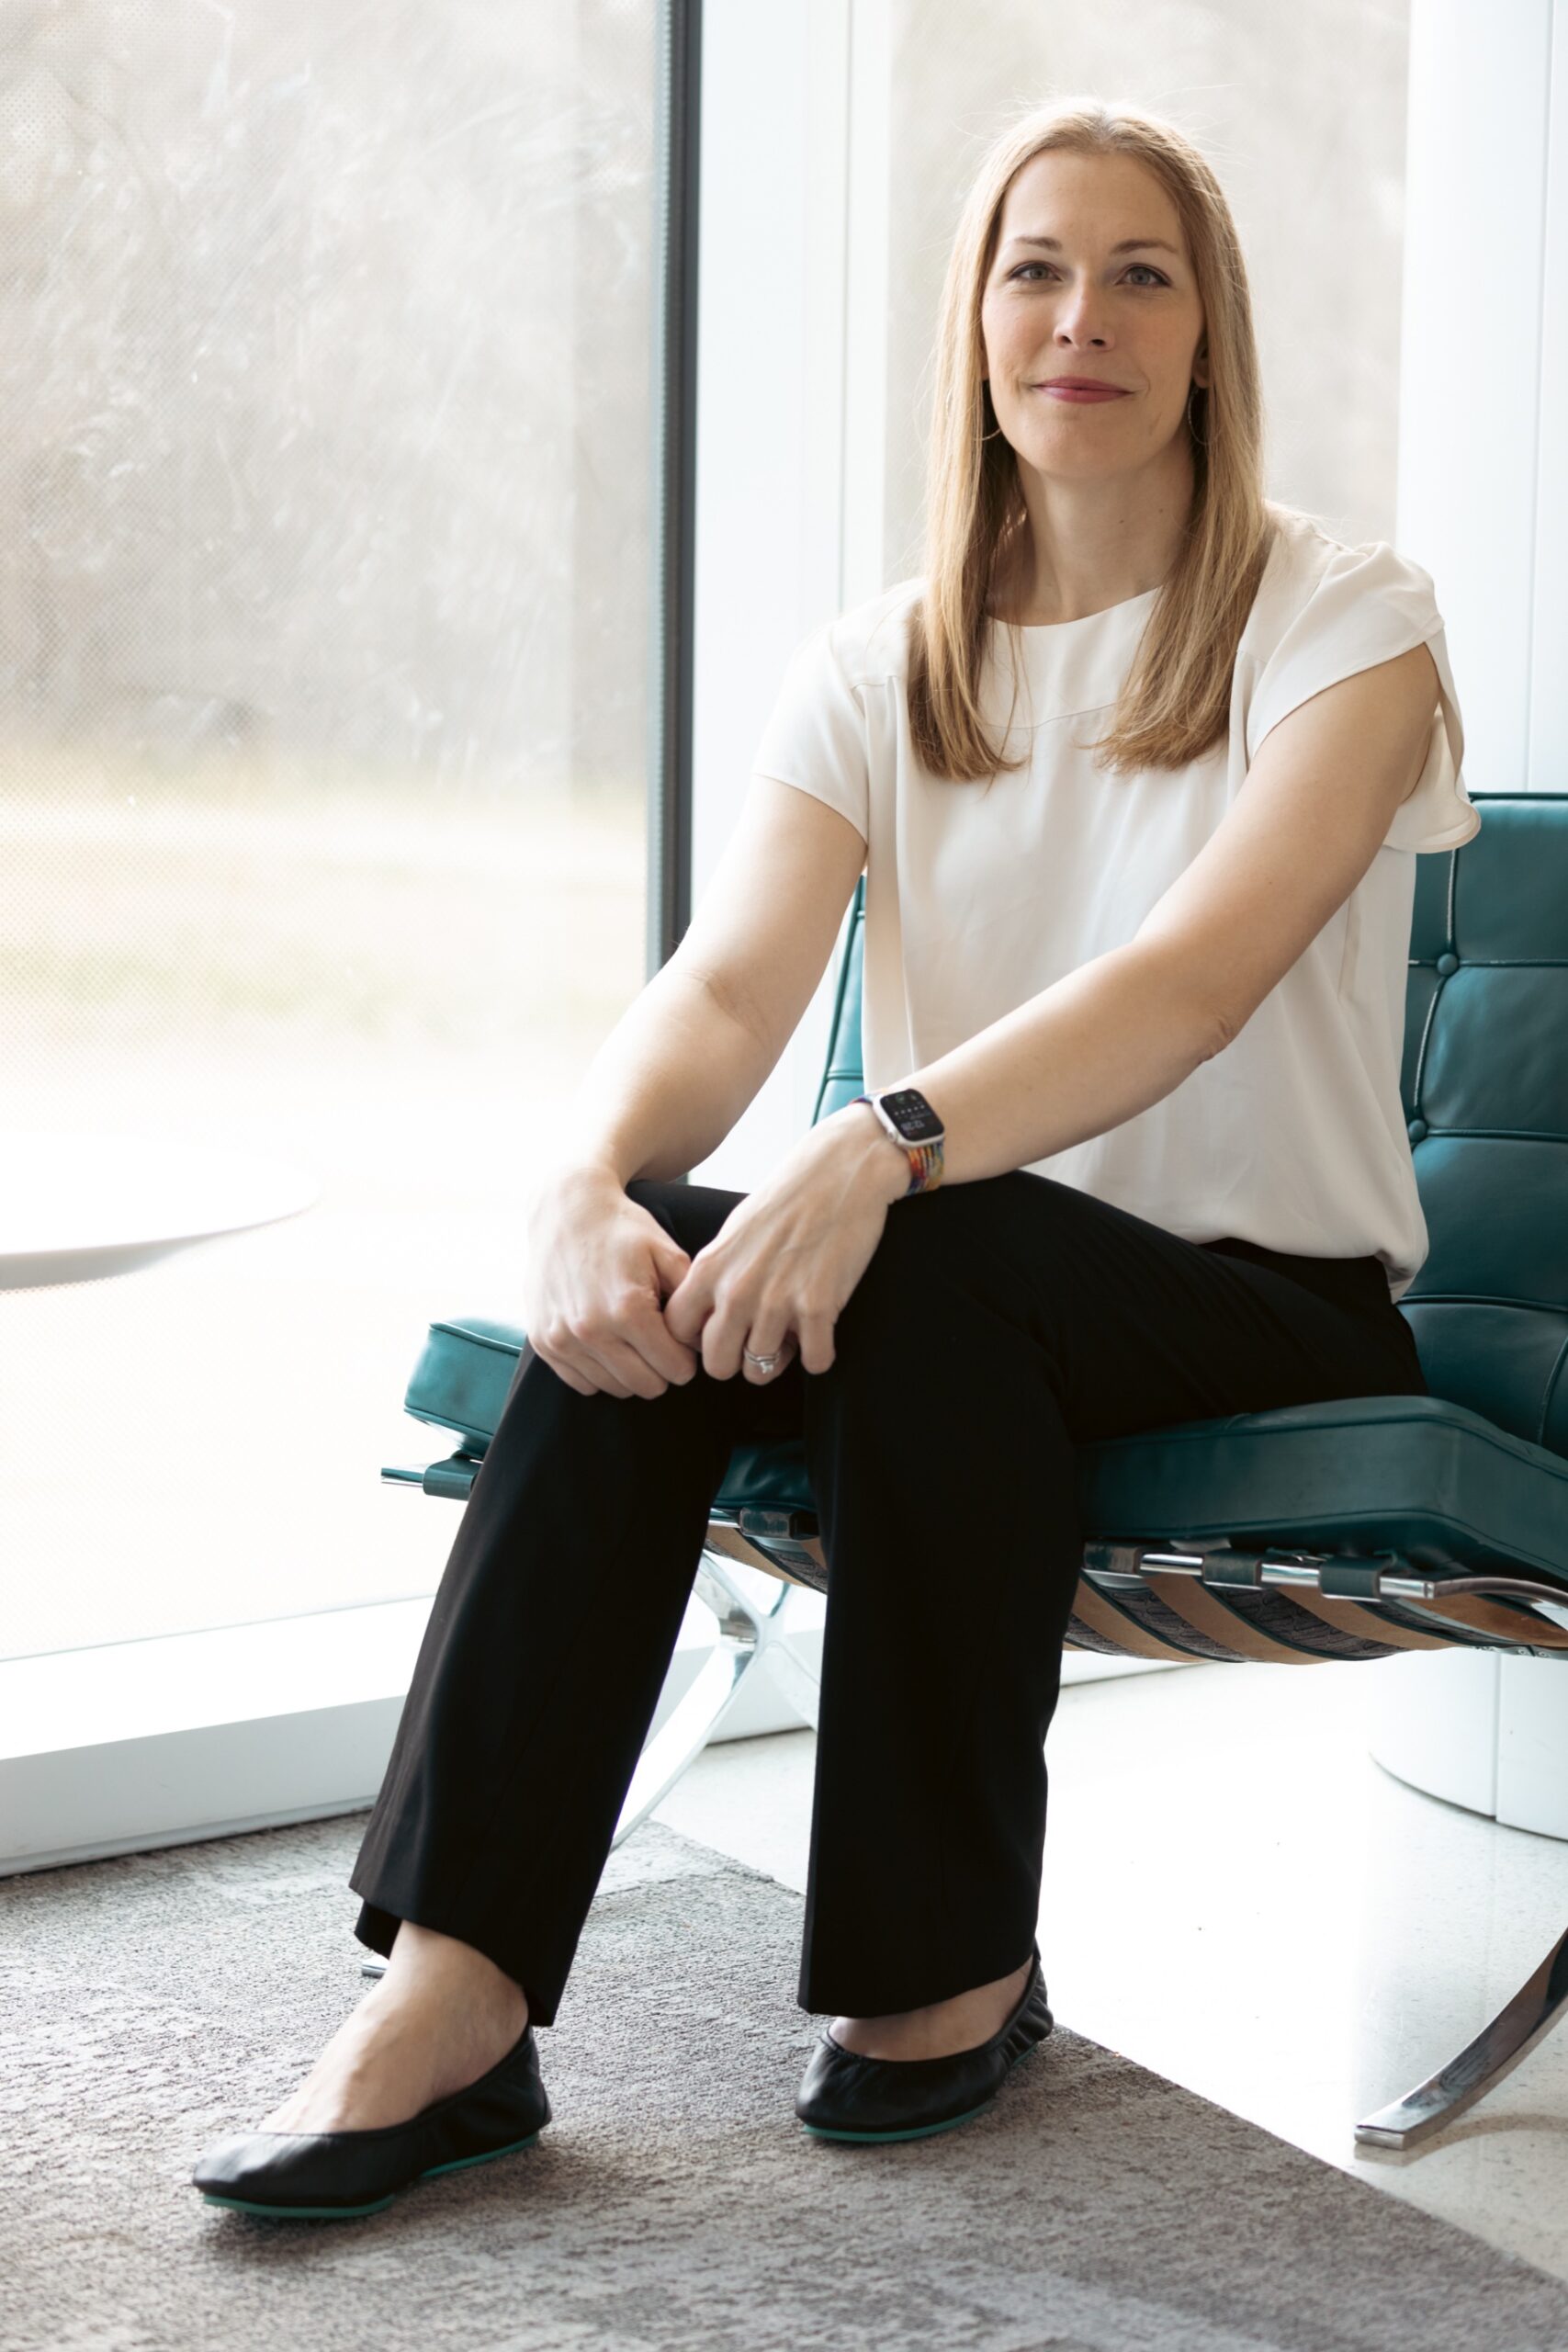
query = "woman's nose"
(1050, 295, 1110, 342)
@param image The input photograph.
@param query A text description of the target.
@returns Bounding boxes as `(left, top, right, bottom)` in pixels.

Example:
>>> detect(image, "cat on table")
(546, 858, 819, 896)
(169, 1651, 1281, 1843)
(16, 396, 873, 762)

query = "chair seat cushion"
(404, 1317, 1568, 1589)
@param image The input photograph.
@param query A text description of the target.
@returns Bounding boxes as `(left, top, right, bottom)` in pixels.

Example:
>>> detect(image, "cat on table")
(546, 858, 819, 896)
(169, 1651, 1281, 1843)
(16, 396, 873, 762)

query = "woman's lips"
(1034, 382, 1130, 403)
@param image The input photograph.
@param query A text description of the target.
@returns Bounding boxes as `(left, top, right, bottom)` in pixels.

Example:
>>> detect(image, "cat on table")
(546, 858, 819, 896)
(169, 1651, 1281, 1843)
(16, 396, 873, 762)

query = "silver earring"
(1187, 380, 1209, 447)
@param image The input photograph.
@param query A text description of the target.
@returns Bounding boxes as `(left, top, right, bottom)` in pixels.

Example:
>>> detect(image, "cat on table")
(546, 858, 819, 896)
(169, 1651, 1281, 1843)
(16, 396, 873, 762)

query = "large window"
(3, 4, 660, 1657)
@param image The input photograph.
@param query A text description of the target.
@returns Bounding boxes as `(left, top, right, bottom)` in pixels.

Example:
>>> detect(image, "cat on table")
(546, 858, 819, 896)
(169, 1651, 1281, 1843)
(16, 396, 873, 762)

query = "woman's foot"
(257, 1921, 529, 2136)
(829, 1954, 1033, 2061)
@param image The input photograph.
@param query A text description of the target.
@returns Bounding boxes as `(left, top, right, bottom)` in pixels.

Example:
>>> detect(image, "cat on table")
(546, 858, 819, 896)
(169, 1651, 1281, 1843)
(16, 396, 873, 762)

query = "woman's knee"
(624, 1174, 745, 1254)
(833, 1172, 1081, 1350)
(861, 1171, 1030, 1276)
(829, 1180, 1001, 1343)
(623, 1176, 680, 1220)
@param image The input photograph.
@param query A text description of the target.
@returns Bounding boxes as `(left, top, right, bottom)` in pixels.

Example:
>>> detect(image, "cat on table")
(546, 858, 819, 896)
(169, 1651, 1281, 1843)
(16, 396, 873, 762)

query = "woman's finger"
(791, 1310, 835, 1376)
(741, 1329, 796, 1381)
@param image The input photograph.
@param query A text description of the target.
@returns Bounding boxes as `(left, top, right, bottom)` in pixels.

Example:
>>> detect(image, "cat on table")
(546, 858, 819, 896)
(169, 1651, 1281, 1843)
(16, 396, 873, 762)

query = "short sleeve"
(749, 619, 870, 845)
(1245, 539, 1483, 855)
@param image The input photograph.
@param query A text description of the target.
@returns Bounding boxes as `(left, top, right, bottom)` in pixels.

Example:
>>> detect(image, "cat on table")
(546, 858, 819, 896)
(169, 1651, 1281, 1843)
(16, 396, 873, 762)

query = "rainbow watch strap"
(851, 1093, 944, 1195)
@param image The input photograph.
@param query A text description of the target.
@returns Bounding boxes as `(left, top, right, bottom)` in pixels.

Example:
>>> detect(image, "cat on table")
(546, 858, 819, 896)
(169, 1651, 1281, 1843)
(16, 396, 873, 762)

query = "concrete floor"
(650, 1655, 1568, 2286)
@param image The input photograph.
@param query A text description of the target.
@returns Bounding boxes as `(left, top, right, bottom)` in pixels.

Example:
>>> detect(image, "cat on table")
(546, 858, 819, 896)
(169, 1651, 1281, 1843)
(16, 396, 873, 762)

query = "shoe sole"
(799, 2095, 998, 2143)
(197, 2127, 546, 2220)
(796, 2027, 1051, 2143)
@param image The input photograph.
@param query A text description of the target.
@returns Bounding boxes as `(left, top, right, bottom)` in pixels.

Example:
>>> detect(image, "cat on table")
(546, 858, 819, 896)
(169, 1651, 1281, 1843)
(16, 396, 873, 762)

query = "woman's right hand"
(519, 1164, 704, 1399)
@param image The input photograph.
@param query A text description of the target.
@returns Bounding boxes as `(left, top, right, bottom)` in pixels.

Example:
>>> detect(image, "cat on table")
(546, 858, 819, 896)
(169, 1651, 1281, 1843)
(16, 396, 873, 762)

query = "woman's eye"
(1010, 263, 1168, 287)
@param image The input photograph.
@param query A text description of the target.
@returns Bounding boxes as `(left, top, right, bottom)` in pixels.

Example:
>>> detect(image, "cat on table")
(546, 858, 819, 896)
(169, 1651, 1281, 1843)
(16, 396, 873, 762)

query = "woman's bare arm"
(535, 775, 868, 1193)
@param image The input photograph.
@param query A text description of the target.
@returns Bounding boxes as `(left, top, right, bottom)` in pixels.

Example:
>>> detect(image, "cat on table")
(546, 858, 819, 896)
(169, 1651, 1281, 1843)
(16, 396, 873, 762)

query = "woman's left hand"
(660, 1114, 905, 1380)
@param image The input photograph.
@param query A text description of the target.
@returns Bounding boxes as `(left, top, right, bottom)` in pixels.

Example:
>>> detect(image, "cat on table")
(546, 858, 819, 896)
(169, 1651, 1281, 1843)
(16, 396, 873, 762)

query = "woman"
(193, 96, 1472, 2218)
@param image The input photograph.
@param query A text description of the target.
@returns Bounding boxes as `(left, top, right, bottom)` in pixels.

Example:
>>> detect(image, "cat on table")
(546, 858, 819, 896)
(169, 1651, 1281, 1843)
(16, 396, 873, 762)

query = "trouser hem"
(347, 1879, 564, 2030)
(795, 1923, 1041, 2019)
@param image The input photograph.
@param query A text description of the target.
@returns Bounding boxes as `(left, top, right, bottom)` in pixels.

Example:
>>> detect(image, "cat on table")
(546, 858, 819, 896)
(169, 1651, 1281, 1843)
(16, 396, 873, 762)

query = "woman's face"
(978, 149, 1209, 484)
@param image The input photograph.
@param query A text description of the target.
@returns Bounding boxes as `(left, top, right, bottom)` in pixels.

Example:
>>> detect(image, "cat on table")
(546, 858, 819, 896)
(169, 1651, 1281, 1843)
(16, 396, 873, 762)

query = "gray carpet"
(6, 1812, 1568, 2352)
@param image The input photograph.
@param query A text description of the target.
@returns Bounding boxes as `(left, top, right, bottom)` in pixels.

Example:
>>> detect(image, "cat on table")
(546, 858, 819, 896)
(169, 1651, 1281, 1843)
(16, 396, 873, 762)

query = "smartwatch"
(850, 1086, 945, 1195)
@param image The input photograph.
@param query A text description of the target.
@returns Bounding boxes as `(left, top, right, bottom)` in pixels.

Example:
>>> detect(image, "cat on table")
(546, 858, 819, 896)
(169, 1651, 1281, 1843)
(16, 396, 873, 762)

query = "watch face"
(881, 1087, 943, 1144)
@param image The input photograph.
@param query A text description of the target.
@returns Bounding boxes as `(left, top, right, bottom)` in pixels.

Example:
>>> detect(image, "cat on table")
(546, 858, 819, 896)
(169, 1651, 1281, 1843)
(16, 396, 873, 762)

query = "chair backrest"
(1403, 793, 1568, 1453)
(809, 792, 1568, 1459)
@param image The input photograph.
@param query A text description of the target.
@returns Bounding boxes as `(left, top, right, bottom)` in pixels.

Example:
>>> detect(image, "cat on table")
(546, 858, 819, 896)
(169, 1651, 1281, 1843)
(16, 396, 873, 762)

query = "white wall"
(1398, 0, 1566, 791)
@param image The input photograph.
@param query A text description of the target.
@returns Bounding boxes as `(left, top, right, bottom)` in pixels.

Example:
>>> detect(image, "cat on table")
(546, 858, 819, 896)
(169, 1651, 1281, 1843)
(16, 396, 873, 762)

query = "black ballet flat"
(191, 2022, 550, 2220)
(795, 1943, 1053, 2143)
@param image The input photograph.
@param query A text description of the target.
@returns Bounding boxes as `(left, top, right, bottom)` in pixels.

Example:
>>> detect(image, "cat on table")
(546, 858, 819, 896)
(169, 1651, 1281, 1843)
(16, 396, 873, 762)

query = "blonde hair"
(908, 95, 1303, 783)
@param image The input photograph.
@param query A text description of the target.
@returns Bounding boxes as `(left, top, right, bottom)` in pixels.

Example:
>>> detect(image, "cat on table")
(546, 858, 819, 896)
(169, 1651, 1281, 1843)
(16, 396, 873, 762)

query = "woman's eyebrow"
(1004, 235, 1180, 256)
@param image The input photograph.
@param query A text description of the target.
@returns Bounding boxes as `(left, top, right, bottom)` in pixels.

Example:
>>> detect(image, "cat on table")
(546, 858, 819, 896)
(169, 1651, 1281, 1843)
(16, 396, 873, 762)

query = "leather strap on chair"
(708, 1519, 1568, 1658)
(1397, 1589, 1568, 1651)
(1285, 1589, 1452, 1652)
(795, 1532, 829, 1583)
(1141, 1571, 1322, 1663)
(705, 1520, 825, 1590)
(1067, 1579, 1198, 1661)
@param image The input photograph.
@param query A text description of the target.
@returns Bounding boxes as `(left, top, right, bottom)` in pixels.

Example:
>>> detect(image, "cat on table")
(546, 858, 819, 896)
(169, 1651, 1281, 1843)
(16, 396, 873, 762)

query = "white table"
(3, 1130, 319, 1291)
(1368, 1646, 1568, 1844)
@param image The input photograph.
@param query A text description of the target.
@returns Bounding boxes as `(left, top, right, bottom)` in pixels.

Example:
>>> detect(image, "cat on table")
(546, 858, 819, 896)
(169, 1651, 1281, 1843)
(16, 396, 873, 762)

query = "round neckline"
(989, 582, 1162, 631)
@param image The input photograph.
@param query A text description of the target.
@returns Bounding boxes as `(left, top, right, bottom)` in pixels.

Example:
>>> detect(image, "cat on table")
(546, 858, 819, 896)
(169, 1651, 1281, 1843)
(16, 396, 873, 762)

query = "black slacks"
(349, 1167, 1428, 2028)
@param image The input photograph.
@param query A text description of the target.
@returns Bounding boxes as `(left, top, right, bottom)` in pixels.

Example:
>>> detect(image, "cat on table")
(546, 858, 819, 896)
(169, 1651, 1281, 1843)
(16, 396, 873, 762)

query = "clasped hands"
(660, 1114, 906, 1382)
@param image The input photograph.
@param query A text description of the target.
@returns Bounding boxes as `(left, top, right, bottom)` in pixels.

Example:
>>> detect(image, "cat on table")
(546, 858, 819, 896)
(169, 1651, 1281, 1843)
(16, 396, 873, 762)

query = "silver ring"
(742, 1346, 781, 1373)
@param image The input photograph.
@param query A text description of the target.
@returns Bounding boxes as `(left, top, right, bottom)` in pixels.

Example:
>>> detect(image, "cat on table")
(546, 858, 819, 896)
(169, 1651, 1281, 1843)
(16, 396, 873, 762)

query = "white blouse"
(748, 509, 1482, 1304)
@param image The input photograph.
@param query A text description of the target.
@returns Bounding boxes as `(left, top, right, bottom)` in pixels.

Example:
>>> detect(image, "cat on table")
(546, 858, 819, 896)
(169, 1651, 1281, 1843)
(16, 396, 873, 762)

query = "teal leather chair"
(376, 787, 1568, 2154)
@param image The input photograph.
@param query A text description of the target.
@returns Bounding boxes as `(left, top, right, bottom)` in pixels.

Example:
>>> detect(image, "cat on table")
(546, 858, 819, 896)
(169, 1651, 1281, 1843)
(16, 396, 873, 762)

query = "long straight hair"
(908, 96, 1300, 785)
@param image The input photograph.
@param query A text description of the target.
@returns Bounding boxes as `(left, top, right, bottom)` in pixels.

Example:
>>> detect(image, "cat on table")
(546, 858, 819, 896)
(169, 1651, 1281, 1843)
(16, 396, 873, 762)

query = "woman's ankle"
(383, 1921, 528, 2023)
